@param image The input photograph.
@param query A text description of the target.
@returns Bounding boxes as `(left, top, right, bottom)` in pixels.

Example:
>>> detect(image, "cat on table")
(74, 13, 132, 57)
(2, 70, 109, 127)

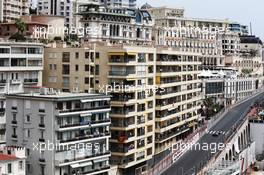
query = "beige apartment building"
(43, 42, 202, 174)
(0, 0, 29, 22)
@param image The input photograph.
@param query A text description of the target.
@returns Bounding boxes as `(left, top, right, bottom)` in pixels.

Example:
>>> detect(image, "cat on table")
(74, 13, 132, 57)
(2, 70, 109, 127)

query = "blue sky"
(138, 0, 264, 40)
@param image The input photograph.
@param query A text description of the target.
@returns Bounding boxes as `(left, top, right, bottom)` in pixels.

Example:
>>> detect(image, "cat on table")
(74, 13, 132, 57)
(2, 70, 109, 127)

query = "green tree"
(15, 19, 26, 34)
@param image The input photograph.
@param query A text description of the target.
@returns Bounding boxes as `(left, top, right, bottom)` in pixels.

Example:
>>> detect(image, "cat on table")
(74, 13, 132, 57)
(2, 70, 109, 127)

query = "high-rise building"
(0, 0, 29, 22)
(37, 0, 73, 28)
(0, 40, 44, 143)
(6, 90, 111, 175)
(76, 3, 153, 44)
(42, 42, 202, 174)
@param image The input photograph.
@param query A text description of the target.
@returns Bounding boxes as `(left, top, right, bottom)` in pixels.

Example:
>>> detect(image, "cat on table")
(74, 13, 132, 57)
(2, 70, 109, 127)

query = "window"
(40, 116, 44, 125)
(96, 52, 100, 59)
(25, 100, 31, 109)
(27, 129, 30, 138)
(85, 52, 89, 59)
(85, 78, 89, 84)
(8, 163, 12, 173)
(75, 65, 79, 71)
(62, 52, 70, 62)
(12, 114, 16, 121)
(85, 65, 89, 71)
(26, 115, 30, 122)
(13, 128, 16, 136)
(62, 65, 70, 75)
(95, 65, 99, 75)
(75, 52, 79, 59)
(19, 161, 23, 170)
(26, 149, 30, 156)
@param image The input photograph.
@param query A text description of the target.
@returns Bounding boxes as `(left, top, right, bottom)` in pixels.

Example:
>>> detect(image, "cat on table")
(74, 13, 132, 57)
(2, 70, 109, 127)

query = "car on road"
(212, 131, 220, 137)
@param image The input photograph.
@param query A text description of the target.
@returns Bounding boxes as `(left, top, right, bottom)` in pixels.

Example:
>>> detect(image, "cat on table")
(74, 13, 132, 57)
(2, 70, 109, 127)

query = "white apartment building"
(6, 91, 111, 175)
(100, 0, 136, 8)
(0, 0, 29, 22)
(0, 147, 26, 175)
(0, 40, 43, 143)
(77, 3, 153, 45)
(200, 69, 264, 106)
(37, 0, 73, 27)
(233, 35, 263, 75)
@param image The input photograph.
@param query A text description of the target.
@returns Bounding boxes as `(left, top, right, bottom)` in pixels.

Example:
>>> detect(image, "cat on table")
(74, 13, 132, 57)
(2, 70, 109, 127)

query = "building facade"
(0, 40, 43, 143)
(37, 0, 73, 28)
(100, 0, 136, 8)
(6, 91, 111, 175)
(42, 42, 202, 174)
(0, 147, 26, 175)
(76, 3, 153, 45)
(0, 0, 29, 22)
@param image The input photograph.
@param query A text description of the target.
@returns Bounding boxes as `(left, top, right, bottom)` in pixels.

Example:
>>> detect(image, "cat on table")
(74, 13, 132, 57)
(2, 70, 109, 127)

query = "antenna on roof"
(250, 22, 253, 35)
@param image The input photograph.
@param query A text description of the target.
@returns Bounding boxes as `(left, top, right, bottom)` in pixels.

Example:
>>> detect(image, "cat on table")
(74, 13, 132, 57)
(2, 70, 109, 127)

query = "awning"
(70, 161, 92, 168)
(127, 52, 137, 55)
(93, 158, 109, 163)
(80, 113, 92, 117)
(108, 52, 125, 56)
(81, 98, 110, 103)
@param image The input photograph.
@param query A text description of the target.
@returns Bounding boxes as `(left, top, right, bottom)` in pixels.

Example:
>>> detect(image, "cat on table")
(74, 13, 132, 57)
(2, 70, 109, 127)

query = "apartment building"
(43, 42, 97, 93)
(155, 49, 202, 154)
(37, 0, 73, 28)
(0, 40, 43, 143)
(43, 42, 203, 174)
(147, 7, 226, 70)
(200, 69, 264, 106)
(100, 0, 137, 8)
(0, 0, 29, 22)
(0, 147, 26, 175)
(6, 90, 111, 175)
(232, 35, 263, 75)
(76, 3, 153, 44)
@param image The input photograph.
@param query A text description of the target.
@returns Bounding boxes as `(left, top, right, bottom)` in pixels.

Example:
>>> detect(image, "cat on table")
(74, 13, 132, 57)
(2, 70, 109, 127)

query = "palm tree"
(15, 19, 26, 34)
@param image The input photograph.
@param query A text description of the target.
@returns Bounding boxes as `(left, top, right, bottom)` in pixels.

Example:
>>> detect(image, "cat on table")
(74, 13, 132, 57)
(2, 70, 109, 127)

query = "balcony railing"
(59, 119, 111, 128)
(59, 132, 110, 143)
(109, 71, 135, 76)
(58, 105, 110, 113)
(82, 165, 110, 174)
(56, 151, 110, 164)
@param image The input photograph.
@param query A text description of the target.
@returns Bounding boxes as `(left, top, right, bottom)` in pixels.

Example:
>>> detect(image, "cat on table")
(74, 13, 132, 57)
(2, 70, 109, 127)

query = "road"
(162, 91, 264, 175)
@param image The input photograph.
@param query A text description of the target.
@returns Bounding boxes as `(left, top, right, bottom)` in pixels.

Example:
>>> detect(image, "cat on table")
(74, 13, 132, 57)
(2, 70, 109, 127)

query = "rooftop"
(0, 154, 17, 162)
(7, 91, 111, 101)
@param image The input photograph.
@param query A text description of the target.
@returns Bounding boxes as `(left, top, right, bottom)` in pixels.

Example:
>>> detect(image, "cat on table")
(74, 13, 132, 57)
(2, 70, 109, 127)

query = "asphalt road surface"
(162, 91, 264, 175)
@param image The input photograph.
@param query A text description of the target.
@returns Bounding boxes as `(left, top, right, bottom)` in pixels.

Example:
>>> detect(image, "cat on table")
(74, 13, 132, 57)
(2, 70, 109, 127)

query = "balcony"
(59, 132, 110, 144)
(10, 79, 21, 84)
(0, 108, 5, 115)
(39, 138, 45, 142)
(57, 119, 111, 131)
(39, 158, 46, 164)
(55, 151, 111, 166)
(109, 70, 136, 77)
(82, 165, 110, 174)
(11, 134, 17, 139)
(58, 105, 110, 114)
(0, 80, 6, 85)
(11, 120, 17, 125)
(24, 78, 38, 84)
(39, 123, 45, 128)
